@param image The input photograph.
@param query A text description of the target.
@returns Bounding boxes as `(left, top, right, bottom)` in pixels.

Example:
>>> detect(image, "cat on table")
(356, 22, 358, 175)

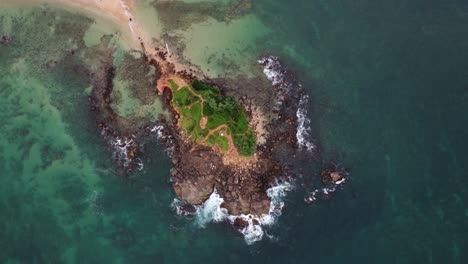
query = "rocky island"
(89, 38, 307, 242)
(8, 0, 315, 244)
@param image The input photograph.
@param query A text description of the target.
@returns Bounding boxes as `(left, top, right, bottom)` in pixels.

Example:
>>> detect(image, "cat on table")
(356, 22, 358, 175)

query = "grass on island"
(169, 79, 256, 156)
(206, 131, 229, 151)
(192, 80, 220, 99)
(214, 131, 229, 151)
(172, 86, 200, 108)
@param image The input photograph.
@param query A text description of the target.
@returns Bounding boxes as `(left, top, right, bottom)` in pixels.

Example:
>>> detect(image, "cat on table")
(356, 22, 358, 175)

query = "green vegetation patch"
(169, 79, 256, 156)
(179, 102, 208, 140)
(192, 79, 220, 98)
(169, 79, 178, 91)
(207, 135, 216, 146)
(173, 87, 200, 107)
(233, 130, 256, 156)
(203, 95, 249, 134)
(214, 131, 229, 151)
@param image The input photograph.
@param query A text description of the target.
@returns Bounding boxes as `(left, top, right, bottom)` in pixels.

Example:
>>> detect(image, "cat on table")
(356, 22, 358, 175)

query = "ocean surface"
(1, 0, 467, 263)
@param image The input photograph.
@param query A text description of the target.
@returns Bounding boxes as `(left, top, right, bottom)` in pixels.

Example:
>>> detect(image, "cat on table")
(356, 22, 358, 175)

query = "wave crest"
(190, 181, 293, 245)
(258, 55, 315, 152)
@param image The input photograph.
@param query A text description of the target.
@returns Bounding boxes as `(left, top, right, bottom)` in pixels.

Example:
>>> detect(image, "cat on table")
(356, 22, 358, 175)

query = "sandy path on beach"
(57, 0, 155, 53)
(0, 0, 196, 74)
(1, 0, 141, 49)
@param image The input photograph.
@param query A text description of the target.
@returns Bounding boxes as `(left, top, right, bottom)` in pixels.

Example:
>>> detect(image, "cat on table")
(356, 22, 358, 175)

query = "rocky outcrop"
(0, 34, 12, 45)
(171, 146, 220, 205)
(161, 116, 285, 216)
(159, 57, 303, 216)
(86, 35, 303, 218)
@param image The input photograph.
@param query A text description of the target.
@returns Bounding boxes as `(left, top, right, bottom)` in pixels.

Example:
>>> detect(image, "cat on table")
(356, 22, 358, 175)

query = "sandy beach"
(1, 0, 200, 74)
(1, 0, 141, 48)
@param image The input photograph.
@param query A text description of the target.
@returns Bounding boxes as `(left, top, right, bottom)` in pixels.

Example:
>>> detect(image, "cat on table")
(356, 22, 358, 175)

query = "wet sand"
(1, 0, 198, 74)
(1, 0, 137, 47)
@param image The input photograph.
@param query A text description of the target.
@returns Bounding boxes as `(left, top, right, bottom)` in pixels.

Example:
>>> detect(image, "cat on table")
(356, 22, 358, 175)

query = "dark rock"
(233, 217, 249, 230)
(179, 204, 196, 216)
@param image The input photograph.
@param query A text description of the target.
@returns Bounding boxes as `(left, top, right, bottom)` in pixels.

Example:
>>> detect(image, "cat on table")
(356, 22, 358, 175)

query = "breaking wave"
(149, 124, 164, 139)
(304, 165, 348, 204)
(194, 191, 228, 228)
(258, 55, 315, 152)
(177, 181, 293, 245)
(110, 137, 136, 167)
(101, 123, 167, 173)
(258, 56, 286, 86)
(104, 129, 144, 172)
(296, 95, 315, 151)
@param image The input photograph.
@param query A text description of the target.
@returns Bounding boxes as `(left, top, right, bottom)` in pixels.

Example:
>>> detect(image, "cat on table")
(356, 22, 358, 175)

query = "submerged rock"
(0, 34, 12, 45)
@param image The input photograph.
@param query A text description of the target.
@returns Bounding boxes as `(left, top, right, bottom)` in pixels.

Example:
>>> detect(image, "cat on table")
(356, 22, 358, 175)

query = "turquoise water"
(1, 1, 468, 263)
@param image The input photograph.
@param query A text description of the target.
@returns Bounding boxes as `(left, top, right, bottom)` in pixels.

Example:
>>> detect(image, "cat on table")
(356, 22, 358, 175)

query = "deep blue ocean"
(0, 0, 467, 263)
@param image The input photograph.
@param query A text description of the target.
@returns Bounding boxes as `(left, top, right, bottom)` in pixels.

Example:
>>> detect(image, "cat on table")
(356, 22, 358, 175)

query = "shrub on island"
(170, 79, 256, 156)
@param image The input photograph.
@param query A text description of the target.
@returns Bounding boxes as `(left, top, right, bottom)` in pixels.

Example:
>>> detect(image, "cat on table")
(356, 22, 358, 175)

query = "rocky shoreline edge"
(86, 42, 324, 244)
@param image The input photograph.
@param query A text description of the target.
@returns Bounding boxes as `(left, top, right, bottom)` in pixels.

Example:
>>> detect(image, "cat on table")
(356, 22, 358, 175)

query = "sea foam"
(258, 55, 315, 152)
(296, 95, 315, 151)
(184, 181, 293, 245)
(107, 133, 144, 172)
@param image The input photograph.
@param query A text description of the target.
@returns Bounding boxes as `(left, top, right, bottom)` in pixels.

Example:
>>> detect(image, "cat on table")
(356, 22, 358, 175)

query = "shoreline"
(0, 0, 202, 77)
(0, 0, 322, 245)
(1, 0, 137, 49)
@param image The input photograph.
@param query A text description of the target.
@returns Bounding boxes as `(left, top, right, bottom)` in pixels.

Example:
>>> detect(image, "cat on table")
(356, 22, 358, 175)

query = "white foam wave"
(195, 191, 229, 227)
(193, 181, 293, 245)
(258, 56, 287, 87)
(148, 124, 175, 156)
(108, 135, 143, 171)
(259, 56, 315, 152)
(234, 215, 265, 244)
(111, 136, 134, 167)
(296, 95, 315, 152)
(171, 198, 196, 216)
(304, 178, 346, 203)
(150, 124, 164, 139)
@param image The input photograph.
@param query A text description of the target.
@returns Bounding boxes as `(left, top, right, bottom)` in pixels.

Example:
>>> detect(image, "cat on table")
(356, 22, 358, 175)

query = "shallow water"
(1, 0, 467, 263)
